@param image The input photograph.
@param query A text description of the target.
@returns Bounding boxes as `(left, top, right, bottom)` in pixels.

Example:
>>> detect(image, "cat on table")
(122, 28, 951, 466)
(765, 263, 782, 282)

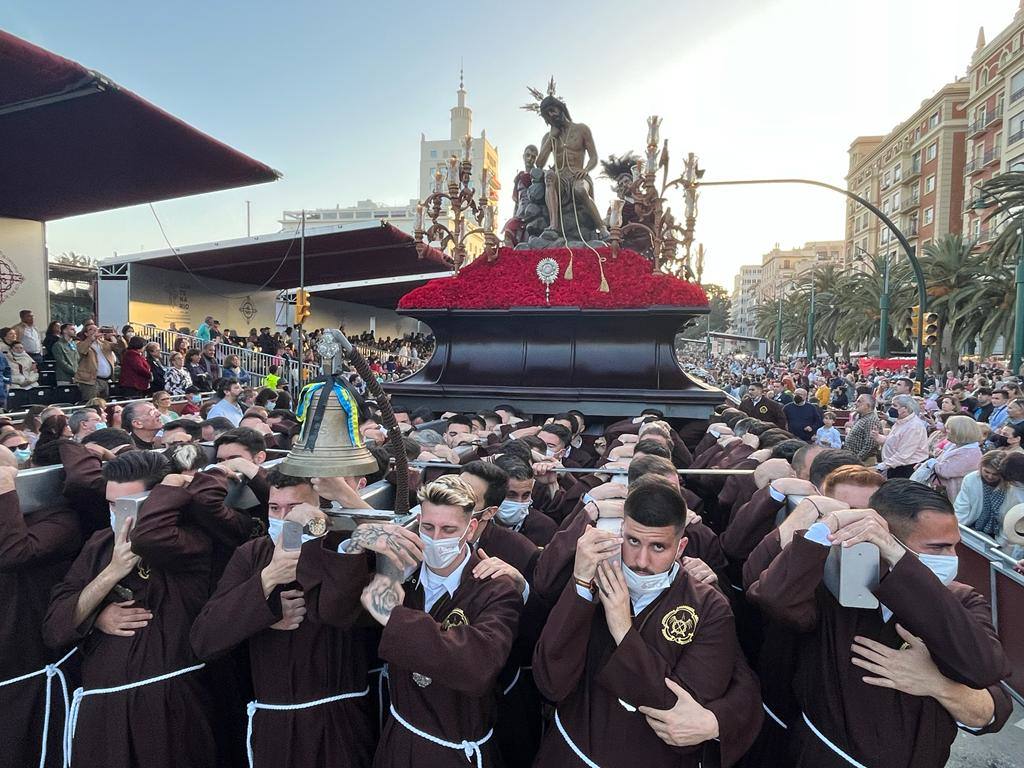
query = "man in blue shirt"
(988, 388, 1010, 431)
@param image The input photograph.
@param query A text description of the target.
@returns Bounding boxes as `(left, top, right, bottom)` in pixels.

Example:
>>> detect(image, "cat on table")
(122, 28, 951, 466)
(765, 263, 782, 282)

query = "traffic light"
(907, 304, 920, 342)
(294, 289, 311, 325)
(922, 312, 939, 347)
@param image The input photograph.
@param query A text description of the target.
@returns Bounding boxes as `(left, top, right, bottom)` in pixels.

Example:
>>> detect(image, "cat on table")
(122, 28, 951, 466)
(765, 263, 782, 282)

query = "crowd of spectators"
(682, 351, 1024, 564)
(0, 310, 437, 412)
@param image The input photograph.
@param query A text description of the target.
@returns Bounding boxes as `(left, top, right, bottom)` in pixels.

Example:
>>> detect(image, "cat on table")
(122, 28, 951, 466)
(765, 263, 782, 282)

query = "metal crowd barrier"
(133, 325, 319, 392)
(957, 524, 1024, 704)
(4, 391, 214, 426)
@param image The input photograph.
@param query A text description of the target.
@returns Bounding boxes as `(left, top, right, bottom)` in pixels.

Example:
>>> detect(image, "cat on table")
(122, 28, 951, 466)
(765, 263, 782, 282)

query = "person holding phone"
(532, 475, 741, 768)
(43, 451, 216, 768)
(192, 468, 382, 768)
(73, 323, 117, 402)
(748, 481, 1010, 767)
(359, 475, 523, 768)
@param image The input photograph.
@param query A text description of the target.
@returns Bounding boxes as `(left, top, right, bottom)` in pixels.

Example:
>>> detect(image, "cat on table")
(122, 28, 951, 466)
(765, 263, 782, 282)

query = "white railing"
(351, 341, 432, 380)
(134, 325, 319, 392)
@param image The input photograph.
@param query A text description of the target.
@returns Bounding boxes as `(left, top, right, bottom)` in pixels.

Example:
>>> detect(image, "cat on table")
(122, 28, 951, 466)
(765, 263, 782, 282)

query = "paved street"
(948, 698, 1024, 767)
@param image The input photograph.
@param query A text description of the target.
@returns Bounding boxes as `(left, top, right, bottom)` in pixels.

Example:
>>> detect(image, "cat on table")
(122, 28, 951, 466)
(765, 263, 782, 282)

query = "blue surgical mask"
(190, 395, 202, 404)
(916, 553, 958, 586)
(496, 499, 531, 527)
(93, 423, 106, 431)
(267, 516, 314, 545)
(14, 448, 31, 463)
(267, 400, 277, 410)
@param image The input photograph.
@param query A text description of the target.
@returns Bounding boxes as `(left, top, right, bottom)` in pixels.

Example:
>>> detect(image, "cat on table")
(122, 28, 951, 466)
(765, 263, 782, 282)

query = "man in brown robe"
(739, 382, 787, 429)
(0, 454, 82, 768)
(748, 479, 1009, 767)
(43, 451, 216, 768)
(359, 476, 522, 768)
(532, 476, 739, 767)
(490, 455, 557, 547)
(191, 468, 383, 768)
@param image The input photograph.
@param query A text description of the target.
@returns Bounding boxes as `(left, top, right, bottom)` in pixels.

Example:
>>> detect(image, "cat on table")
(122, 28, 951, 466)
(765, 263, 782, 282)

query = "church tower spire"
(450, 62, 472, 141)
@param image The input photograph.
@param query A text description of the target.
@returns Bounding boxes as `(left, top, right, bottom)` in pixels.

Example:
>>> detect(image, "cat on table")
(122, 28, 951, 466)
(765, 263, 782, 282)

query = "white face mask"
(267, 516, 315, 545)
(109, 511, 118, 533)
(545, 447, 560, 459)
(496, 499, 531, 526)
(611, 474, 629, 487)
(621, 561, 678, 603)
(420, 523, 470, 569)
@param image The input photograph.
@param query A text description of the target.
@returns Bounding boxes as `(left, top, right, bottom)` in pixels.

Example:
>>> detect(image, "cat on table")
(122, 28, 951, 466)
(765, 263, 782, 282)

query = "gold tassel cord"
(564, 252, 574, 280)
(598, 254, 609, 293)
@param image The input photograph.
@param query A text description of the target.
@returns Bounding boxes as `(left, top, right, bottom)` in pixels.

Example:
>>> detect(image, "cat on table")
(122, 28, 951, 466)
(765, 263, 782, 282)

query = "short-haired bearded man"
(532, 475, 740, 767)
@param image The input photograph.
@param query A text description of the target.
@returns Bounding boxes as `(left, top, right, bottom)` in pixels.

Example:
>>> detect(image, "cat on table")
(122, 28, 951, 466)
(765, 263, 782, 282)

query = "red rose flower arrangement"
(398, 247, 708, 309)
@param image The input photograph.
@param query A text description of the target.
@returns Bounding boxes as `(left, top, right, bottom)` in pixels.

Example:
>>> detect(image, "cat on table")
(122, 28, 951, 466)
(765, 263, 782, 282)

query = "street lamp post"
(806, 278, 816, 360)
(696, 178, 927, 384)
(775, 289, 784, 360)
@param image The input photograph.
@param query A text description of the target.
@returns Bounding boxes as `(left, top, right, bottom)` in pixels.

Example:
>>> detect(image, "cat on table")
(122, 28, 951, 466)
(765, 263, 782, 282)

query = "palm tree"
(977, 171, 1024, 268)
(834, 252, 914, 355)
(754, 291, 808, 355)
(921, 233, 1007, 370)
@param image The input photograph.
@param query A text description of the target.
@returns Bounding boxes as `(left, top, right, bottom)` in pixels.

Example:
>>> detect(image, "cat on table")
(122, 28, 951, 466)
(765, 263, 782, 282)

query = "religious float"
(386, 79, 724, 419)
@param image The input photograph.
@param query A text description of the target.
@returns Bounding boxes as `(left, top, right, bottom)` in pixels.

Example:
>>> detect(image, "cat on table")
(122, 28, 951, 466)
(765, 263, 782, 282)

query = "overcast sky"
(6, 0, 1019, 289)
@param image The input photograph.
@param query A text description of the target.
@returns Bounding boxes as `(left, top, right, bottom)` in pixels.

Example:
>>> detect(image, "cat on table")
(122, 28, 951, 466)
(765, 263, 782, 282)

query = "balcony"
(900, 196, 919, 212)
(1011, 127, 1024, 146)
(968, 106, 1004, 137)
(880, 177, 892, 190)
(965, 148, 1001, 175)
(904, 160, 922, 180)
(1013, 86, 1024, 104)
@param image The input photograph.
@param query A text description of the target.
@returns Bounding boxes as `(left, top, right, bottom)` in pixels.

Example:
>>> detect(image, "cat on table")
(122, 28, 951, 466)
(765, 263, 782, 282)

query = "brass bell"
(279, 374, 380, 479)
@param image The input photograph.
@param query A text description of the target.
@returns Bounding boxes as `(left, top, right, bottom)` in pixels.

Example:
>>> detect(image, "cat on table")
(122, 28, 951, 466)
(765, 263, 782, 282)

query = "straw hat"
(1002, 503, 1024, 546)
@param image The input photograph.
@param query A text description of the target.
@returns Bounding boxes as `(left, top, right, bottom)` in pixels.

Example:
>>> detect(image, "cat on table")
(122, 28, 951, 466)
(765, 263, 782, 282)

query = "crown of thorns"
(521, 77, 560, 113)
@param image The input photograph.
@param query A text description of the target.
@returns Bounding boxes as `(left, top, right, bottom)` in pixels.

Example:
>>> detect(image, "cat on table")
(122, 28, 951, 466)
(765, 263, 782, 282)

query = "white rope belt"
(554, 709, 600, 768)
(245, 686, 369, 768)
(65, 662, 205, 767)
(502, 667, 522, 696)
(371, 665, 389, 733)
(762, 702, 789, 730)
(801, 712, 868, 768)
(0, 647, 77, 768)
(388, 702, 493, 768)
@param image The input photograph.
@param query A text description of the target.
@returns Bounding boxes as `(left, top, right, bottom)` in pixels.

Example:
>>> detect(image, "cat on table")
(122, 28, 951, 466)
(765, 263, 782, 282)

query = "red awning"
(0, 30, 279, 221)
(107, 222, 452, 309)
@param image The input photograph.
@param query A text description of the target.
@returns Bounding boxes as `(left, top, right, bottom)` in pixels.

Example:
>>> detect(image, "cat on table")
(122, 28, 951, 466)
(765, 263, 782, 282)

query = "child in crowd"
(814, 410, 843, 448)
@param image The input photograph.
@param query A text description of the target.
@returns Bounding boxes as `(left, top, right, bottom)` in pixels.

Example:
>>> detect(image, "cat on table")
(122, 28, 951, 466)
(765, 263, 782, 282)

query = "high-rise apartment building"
(963, 5, 1024, 241)
(845, 81, 968, 271)
(730, 264, 763, 337)
(754, 240, 846, 305)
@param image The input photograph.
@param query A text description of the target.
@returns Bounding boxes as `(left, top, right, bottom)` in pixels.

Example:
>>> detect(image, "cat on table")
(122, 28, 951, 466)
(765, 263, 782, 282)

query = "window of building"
(1010, 153, 1024, 172)
(1010, 111, 1024, 143)
(914, 127, 922, 142)
(925, 175, 935, 194)
(892, 191, 901, 209)
(929, 111, 940, 128)
(1012, 69, 1024, 102)
(893, 163, 902, 181)
(973, 218, 981, 238)
(926, 143, 937, 162)
(430, 149, 437, 158)
(924, 207, 934, 225)
(882, 199, 891, 214)
(883, 171, 892, 187)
